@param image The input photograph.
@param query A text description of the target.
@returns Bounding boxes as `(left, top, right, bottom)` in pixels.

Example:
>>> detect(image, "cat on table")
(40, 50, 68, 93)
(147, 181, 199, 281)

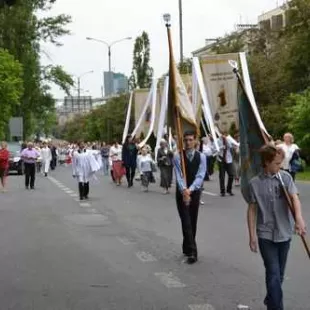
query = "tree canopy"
(0, 0, 74, 140)
(129, 31, 153, 90)
(0, 48, 23, 140)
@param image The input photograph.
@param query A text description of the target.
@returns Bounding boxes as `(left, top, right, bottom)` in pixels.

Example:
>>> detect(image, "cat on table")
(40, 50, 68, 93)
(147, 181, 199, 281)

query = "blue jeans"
(258, 238, 291, 310)
(102, 157, 109, 175)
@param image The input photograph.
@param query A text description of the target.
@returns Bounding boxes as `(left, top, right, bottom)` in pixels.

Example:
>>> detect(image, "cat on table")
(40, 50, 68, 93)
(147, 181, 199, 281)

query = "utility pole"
(77, 77, 81, 113)
(179, 0, 184, 64)
(108, 46, 111, 73)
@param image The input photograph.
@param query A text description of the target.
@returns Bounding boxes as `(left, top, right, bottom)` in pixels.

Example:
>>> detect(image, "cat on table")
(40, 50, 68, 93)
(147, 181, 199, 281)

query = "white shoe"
(200, 200, 205, 205)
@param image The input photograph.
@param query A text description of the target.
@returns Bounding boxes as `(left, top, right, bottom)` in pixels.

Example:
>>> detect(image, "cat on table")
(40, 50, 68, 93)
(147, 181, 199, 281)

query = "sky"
(41, 0, 282, 100)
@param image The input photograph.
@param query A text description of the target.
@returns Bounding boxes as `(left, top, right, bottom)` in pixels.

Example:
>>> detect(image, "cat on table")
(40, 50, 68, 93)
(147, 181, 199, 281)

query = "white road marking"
(80, 202, 91, 208)
(154, 272, 186, 288)
(116, 237, 136, 245)
(89, 208, 99, 214)
(202, 191, 218, 197)
(189, 305, 215, 310)
(64, 190, 75, 194)
(70, 193, 78, 198)
(135, 251, 157, 262)
(237, 305, 250, 309)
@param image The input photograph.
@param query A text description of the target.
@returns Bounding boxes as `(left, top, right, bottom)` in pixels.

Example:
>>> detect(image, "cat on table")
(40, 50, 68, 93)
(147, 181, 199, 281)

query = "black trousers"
(125, 165, 136, 185)
(50, 157, 57, 170)
(78, 182, 89, 199)
(207, 156, 215, 176)
(218, 161, 234, 194)
(176, 190, 201, 258)
(24, 163, 36, 188)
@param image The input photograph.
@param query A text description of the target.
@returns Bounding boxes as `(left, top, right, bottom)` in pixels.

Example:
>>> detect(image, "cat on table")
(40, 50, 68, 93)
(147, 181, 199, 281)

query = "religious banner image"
(134, 88, 150, 138)
(200, 53, 239, 133)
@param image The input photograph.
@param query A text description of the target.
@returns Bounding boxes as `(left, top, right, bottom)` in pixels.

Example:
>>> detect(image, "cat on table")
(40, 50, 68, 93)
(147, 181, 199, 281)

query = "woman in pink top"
(0, 142, 10, 192)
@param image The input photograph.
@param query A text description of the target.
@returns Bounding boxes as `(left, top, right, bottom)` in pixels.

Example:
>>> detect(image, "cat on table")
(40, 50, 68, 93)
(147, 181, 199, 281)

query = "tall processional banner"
(200, 53, 239, 133)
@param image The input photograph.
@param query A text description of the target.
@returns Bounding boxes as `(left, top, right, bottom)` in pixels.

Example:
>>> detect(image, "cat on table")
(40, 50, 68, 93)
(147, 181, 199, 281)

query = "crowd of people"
(0, 131, 302, 195)
(0, 131, 307, 309)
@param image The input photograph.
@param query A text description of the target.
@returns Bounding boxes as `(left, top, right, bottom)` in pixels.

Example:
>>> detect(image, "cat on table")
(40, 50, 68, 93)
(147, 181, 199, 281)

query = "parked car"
(7, 143, 23, 175)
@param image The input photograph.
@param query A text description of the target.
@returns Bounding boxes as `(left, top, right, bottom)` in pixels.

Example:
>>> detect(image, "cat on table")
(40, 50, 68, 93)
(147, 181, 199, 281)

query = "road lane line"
(135, 251, 157, 262)
(189, 305, 215, 310)
(64, 190, 75, 194)
(154, 272, 186, 288)
(202, 191, 218, 197)
(116, 237, 136, 245)
(80, 202, 91, 208)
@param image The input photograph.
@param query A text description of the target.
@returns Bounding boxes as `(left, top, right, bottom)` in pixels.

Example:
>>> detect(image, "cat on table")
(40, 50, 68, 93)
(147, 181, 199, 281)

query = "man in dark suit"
(174, 131, 206, 264)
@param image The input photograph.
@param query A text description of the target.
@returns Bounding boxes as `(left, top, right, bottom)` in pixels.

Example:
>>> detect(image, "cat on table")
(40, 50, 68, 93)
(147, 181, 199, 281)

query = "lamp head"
(163, 13, 171, 26)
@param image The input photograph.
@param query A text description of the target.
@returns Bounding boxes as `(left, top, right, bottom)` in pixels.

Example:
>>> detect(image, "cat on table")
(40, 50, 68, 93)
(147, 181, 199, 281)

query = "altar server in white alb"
(89, 145, 103, 171)
(72, 142, 100, 201)
(40, 141, 52, 177)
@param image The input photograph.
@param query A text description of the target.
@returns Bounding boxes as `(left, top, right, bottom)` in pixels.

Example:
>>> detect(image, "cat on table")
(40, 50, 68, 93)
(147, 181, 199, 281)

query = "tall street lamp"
(86, 36, 132, 73)
(179, 0, 184, 64)
(86, 36, 132, 97)
(77, 70, 93, 112)
(77, 70, 94, 99)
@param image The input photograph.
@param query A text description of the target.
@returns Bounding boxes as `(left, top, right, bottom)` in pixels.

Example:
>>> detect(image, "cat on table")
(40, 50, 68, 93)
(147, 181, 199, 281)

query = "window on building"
(272, 14, 284, 30)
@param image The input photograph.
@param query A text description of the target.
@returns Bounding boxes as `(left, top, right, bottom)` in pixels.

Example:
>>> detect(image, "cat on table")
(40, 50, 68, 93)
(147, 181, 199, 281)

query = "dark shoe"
(80, 197, 84, 201)
(221, 193, 225, 197)
(30, 187, 35, 190)
(44, 173, 47, 177)
(186, 256, 198, 264)
(84, 196, 89, 200)
(25, 186, 29, 190)
(227, 192, 234, 196)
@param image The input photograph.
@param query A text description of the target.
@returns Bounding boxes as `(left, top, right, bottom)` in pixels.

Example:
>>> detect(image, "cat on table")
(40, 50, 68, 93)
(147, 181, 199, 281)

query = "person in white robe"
(72, 142, 100, 200)
(89, 146, 103, 171)
(40, 142, 52, 177)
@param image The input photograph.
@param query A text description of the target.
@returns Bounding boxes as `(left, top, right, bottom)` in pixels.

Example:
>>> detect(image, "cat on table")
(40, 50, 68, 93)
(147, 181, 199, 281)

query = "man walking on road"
(174, 131, 206, 264)
(40, 141, 52, 177)
(21, 142, 40, 190)
(247, 145, 306, 310)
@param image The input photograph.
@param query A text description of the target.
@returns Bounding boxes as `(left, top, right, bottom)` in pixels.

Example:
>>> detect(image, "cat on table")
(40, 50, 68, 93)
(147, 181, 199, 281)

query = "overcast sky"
(41, 0, 282, 99)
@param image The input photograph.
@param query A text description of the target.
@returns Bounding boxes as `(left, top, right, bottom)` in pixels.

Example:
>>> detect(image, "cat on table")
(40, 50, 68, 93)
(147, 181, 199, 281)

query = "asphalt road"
(1, 166, 310, 310)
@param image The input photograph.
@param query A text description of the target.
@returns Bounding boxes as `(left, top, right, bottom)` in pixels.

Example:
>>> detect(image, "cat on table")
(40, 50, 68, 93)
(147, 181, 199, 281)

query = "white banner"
(131, 84, 153, 138)
(200, 53, 239, 133)
(239, 52, 268, 135)
(155, 76, 169, 160)
(138, 79, 158, 148)
(122, 91, 133, 144)
(193, 57, 219, 151)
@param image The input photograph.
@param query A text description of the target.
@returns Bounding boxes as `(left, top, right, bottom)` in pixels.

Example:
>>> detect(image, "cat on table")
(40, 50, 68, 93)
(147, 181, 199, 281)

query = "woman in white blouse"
(278, 132, 300, 180)
(109, 141, 123, 186)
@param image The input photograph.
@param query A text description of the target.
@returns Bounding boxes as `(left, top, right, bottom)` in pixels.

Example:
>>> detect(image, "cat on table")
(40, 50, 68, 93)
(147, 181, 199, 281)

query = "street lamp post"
(86, 36, 132, 96)
(77, 70, 93, 112)
(179, 0, 184, 64)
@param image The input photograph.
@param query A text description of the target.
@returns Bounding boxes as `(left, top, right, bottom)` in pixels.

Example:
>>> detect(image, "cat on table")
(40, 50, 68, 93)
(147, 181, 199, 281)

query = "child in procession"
(247, 145, 306, 310)
(137, 146, 155, 192)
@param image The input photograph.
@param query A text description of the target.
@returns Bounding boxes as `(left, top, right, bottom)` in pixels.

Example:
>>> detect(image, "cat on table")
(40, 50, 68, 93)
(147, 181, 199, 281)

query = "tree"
(0, 0, 73, 139)
(178, 57, 192, 74)
(129, 31, 153, 90)
(283, 0, 310, 92)
(62, 94, 131, 143)
(0, 48, 23, 140)
(287, 89, 310, 157)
